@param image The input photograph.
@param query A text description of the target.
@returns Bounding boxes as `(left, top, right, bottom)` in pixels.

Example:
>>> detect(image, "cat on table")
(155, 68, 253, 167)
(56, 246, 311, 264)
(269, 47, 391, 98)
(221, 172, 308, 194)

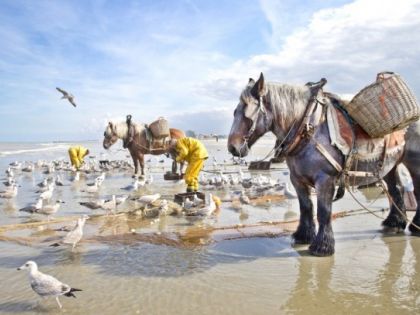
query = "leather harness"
(245, 79, 388, 200)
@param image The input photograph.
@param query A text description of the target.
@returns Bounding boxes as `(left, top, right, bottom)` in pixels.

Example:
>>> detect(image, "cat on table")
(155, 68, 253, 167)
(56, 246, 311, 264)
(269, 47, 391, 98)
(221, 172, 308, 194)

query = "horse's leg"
(291, 177, 316, 245)
(381, 165, 407, 232)
(403, 158, 420, 234)
(309, 174, 336, 256)
(130, 150, 139, 177)
(139, 154, 145, 176)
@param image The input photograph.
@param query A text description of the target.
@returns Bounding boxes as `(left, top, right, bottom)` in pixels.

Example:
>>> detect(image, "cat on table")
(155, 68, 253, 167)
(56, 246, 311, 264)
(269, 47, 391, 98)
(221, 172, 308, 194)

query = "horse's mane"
(106, 120, 146, 139)
(241, 82, 311, 130)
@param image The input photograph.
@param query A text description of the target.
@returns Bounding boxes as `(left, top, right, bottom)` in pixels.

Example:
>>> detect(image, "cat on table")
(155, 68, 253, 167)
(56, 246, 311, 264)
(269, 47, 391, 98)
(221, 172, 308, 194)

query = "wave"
(0, 145, 69, 157)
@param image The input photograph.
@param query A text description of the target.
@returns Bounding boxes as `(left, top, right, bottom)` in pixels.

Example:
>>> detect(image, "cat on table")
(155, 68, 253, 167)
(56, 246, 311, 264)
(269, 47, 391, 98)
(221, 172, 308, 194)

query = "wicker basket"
(345, 72, 420, 137)
(149, 117, 170, 139)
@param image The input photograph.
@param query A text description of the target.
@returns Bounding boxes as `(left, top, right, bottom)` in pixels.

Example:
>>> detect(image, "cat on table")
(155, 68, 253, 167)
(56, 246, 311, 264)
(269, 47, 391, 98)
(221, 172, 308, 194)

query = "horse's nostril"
(228, 144, 238, 156)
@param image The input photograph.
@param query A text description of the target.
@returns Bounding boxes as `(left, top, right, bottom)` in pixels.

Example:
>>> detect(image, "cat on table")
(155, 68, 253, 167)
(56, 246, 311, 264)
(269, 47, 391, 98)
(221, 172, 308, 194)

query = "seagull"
(55, 175, 64, 186)
(0, 184, 18, 198)
(95, 172, 106, 184)
(36, 182, 54, 193)
(19, 198, 43, 213)
(17, 261, 82, 309)
(3, 176, 16, 187)
(37, 200, 64, 220)
(102, 195, 116, 213)
(138, 193, 161, 205)
(72, 171, 80, 182)
(56, 87, 77, 107)
(50, 215, 89, 250)
(239, 191, 251, 204)
(145, 174, 154, 185)
(192, 194, 204, 207)
(115, 194, 128, 206)
(230, 197, 243, 211)
(37, 178, 49, 188)
(82, 178, 100, 193)
(185, 193, 218, 217)
(182, 197, 194, 210)
(40, 184, 54, 200)
(79, 199, 105, 210)
(22, 164, 34, 172)
(121, 178, 140, 192)
(284, 183, 298, 199)
(158, 199, 169, 215)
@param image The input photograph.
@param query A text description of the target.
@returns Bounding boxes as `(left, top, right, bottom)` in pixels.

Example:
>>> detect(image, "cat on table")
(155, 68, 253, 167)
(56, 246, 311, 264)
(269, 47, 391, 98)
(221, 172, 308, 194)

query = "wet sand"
(1, 139, 419, 314)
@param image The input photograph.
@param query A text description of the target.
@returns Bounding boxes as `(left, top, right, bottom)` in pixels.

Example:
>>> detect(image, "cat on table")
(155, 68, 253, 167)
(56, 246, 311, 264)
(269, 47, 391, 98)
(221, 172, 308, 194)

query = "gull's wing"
(30, 272, 70, 297)
(62, 226, 82, 245)
(56, 87, 68, 97)
(68, 97, 77, 107)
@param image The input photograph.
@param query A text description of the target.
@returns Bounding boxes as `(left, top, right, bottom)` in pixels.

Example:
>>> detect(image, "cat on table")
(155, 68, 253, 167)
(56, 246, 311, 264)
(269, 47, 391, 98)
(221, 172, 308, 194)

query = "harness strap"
(314, 141, 343, 172)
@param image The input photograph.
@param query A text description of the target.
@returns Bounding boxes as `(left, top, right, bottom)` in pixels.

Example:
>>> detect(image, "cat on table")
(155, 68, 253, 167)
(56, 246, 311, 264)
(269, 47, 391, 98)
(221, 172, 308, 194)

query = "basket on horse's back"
(149, 117, 170, 139)
(344, 72, 420, 138)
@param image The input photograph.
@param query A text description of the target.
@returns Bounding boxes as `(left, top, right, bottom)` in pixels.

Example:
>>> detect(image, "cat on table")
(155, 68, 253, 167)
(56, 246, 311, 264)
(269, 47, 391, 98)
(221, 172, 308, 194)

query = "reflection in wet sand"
(282, 234, 420, 315)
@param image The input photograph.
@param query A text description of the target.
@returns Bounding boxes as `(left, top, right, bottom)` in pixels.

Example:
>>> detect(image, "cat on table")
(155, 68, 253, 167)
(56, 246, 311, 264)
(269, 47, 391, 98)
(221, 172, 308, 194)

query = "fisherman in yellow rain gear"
(170, 137, 208, 192)
(68, 146, 90, 170)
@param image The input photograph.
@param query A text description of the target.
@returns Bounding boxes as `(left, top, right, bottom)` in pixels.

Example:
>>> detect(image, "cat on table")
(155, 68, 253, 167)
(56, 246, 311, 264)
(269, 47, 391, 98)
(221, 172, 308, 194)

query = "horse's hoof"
(408, 223, 420, 235)
(308, 228, 335, 257)
(292, 226, 316, 245)
(382, 226, 404, 234)
(309, 242, 335, 257)
(382, 216, 407, 231)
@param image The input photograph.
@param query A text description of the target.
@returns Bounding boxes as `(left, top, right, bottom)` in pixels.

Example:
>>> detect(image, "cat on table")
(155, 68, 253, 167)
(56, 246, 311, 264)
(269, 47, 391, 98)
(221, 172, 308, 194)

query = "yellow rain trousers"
(175, 138, 208, 191)
(68, 146, 89, 169)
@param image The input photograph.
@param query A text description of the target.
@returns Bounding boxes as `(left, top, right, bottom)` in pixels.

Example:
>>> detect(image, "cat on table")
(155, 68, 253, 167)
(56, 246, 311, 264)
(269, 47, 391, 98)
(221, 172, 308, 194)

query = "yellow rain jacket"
(175, 138, 208, 163)
(68, 146, 89, 169)
(175, 138, 208, 191)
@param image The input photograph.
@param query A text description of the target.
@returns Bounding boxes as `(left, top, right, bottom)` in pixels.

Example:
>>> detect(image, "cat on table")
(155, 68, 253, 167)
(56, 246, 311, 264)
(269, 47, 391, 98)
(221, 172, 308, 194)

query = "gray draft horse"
(228, 73, 420, 256)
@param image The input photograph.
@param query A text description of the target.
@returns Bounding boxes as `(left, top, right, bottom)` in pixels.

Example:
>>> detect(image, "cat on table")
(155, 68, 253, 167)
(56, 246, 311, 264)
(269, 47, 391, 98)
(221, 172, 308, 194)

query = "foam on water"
(0, 144, 69, 157)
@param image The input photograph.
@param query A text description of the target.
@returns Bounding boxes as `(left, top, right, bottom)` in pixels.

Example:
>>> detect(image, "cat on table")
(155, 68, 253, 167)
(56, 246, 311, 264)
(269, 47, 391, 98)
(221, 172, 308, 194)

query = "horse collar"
(277, 96, 323, 158)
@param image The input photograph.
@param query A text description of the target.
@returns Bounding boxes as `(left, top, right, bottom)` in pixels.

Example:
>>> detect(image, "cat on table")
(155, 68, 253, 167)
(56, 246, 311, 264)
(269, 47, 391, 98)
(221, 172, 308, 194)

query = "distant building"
(185, 130, 197, 138)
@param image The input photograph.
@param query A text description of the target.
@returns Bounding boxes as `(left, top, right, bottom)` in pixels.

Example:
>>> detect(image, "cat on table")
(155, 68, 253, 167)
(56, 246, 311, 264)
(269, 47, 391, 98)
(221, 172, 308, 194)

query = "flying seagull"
(56, 87, 76, 107)
(17, 261, 82, 309)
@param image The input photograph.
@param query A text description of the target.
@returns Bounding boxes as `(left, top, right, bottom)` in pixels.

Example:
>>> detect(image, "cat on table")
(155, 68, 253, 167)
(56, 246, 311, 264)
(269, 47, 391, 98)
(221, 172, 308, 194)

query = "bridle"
(239, 95, 267, 156)
(239, 78, 328, 160)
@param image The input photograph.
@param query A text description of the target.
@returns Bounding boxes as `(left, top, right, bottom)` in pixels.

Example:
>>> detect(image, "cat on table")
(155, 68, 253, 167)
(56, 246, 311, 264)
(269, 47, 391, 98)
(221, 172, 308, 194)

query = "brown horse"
(103, 120, 185, 176)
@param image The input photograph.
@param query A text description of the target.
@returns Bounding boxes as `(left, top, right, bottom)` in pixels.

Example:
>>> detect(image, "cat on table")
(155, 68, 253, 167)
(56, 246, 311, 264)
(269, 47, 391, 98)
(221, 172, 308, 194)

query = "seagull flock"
(1, 153, 296, 309)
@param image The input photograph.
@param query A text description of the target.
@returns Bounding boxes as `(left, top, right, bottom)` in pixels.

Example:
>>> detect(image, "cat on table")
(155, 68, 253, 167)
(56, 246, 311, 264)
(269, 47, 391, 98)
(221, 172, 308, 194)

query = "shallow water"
(1, 139, 419, 314)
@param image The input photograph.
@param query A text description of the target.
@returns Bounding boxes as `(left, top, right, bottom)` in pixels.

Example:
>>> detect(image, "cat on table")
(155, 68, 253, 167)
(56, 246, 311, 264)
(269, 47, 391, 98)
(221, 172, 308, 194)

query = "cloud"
(169, 108, 233, 135)
(201, 0, 420, 100)
(2, 0, 420, 141)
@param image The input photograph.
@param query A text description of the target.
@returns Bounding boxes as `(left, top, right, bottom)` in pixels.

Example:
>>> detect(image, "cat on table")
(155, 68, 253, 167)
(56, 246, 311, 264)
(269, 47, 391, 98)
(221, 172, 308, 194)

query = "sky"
(1, 0, 420, 141)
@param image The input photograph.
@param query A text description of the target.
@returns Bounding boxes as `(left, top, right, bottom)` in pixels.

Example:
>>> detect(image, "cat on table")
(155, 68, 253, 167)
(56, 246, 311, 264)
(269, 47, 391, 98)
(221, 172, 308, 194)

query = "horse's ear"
(248, 78, 255, 85)
(250, 72, 265, 98)
(108, 121, 114, 131)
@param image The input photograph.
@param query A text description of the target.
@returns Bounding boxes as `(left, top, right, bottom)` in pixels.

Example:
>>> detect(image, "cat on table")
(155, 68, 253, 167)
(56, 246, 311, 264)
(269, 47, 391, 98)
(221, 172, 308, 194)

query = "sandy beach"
(1, 139, 419, 315)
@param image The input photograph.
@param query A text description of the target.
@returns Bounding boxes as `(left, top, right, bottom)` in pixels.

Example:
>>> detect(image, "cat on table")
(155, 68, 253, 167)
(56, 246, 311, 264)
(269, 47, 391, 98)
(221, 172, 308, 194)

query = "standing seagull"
(17, 261, 82, 309)
(56, 87, 77, 107)
(50, 215, 89, 250)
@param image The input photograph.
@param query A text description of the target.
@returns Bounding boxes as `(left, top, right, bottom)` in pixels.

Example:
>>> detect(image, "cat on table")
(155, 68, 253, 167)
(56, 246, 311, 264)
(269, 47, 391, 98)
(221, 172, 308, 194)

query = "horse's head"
(228, 73, 272, 157)
(103, 121, 119, 149)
